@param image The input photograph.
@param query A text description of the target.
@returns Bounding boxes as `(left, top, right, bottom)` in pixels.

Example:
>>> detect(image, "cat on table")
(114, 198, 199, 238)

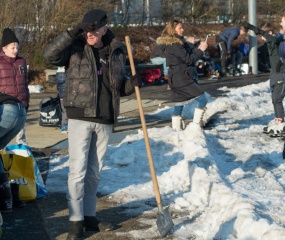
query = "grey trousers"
(67, 119, 113, 221)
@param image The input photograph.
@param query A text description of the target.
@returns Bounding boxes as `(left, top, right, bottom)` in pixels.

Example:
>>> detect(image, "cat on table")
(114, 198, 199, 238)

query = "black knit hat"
(1, 28, 19, 48)
(82, 9, 107, 30)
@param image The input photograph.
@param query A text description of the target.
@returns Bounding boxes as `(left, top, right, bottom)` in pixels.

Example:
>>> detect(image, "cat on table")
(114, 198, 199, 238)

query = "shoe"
(234, 68, 243, 76)
(227, 69, 234, 76)
(84, 216, 114, 232)
(263, 118, 279, 134)
(67, 221, 84, 240)
(264, 118, 285, 137)
(166, 85, 171, 90)
(171, 115, 186, 131)
(193, 107, 207, 127)
(269, 122, 285, 137)
(61, 125, 68, 134)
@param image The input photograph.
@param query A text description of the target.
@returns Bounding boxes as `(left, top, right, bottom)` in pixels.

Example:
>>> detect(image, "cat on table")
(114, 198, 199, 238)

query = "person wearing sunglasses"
(44, 9, 141, 240)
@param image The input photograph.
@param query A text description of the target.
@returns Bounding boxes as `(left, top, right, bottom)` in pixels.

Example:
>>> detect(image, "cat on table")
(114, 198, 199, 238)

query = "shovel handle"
(125, 36, 163, 209)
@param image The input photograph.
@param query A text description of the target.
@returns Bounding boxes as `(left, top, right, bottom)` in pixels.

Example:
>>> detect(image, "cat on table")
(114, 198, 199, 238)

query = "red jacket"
(0, 52, 30, 108)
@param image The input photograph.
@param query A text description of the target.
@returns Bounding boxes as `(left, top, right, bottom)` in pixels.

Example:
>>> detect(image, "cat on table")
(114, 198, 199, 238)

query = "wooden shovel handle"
(125, 36, 162, 209)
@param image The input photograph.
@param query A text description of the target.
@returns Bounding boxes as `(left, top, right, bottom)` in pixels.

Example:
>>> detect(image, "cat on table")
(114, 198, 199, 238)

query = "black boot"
(84, 216, 100, 232)
(0, 172, 13, 213)
(66, 221, 84, 240)
(10, 183, 26, 208)
(84, 216, 114, 232)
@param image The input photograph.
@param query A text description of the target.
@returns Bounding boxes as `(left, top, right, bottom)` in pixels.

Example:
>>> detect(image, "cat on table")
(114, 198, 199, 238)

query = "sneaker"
(166, 85, 171, 90)
(263, 118, 279, 134)
(269, 122, 285, 137)
(234, 68, 243, 76)
(60, 125, 68, 133)
(227, 69, 234, 76)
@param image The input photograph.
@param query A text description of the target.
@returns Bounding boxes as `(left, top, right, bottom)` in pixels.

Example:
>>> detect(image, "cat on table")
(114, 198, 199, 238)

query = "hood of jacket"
(156, 35, 183, 46)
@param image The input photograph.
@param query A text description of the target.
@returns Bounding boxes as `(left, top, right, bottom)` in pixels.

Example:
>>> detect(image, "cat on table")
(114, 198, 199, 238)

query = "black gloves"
(245, 22, 264, 35)
(69, 22, 95, 38)
(130, 74, 142, 88)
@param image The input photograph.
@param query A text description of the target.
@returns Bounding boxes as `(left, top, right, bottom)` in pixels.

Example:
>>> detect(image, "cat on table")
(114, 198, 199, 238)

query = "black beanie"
(1, 28, 19, 48)
(82, 9, 107, 30)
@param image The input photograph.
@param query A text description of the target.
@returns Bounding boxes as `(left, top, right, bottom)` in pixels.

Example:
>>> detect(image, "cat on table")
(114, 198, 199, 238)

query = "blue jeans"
(150, 57, 168, 75)
(173, 93, 208, 116)
(0, 103, 26, 173)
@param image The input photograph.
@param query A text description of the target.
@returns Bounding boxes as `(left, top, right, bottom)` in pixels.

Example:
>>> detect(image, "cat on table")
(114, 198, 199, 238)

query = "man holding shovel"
(43, 9, 140, 240)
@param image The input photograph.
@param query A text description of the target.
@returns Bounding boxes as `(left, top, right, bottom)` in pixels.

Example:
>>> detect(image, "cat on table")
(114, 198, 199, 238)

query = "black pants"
(217, 41, 227, 73)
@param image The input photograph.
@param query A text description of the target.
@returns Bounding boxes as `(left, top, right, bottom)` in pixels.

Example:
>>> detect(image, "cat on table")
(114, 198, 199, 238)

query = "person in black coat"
(156, 20, 213, 130)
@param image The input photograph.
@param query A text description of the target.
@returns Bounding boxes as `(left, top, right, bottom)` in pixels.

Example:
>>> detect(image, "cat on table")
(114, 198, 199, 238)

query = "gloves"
(130, 74, 142, 88)
(69, 22, 95, 38)
(245, 22, 264, 35)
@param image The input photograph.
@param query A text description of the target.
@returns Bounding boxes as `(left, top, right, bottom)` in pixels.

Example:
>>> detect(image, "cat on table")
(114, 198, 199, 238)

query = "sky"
(42, 80, 285, 240)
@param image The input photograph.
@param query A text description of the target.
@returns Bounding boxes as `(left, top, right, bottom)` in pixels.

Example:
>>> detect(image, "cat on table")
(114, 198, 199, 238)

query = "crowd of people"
(0, 7, 285, 240)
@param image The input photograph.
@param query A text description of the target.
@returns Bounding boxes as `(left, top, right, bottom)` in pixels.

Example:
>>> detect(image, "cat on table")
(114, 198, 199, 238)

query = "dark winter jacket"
(43, 29, 134, 125)
(259, 32, 284, 84)
(157, 35, 204, 102)
(218, 27, 240, 52)
(150, 44, 166, 59)
(0, 53, 30, 108)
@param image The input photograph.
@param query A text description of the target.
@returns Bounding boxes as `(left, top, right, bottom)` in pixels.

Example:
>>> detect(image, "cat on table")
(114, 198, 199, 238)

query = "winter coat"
(218, 27, 240, 52)
(259, 32, 283, 84)
(157, 35, 204, 103)
(0, 53, 30, 108)
(43, 29, 134, 125)
(150, 44, 166, 59)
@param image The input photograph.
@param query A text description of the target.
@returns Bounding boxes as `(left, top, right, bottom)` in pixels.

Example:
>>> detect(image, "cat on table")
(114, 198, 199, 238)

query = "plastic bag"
(1, 144, 47, 201)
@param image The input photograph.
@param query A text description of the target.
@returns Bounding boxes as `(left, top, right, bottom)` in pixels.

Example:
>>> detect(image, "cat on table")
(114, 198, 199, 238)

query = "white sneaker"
(263, 118, 279, 134)
(268, 122, 285, 137)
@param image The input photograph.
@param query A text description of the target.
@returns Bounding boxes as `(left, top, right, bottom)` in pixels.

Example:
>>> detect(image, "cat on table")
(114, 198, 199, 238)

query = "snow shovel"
(125, 36, 174, 238)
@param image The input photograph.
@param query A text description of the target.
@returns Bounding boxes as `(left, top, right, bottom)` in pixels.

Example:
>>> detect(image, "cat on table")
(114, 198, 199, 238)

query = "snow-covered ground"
(46, 80, 285, 240)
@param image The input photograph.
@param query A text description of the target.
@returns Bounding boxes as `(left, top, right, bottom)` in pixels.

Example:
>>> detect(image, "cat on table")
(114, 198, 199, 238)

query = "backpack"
(141, 68, 161, 83)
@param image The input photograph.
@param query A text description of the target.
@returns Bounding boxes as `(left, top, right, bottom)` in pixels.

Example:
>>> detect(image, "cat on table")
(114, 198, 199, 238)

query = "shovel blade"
(156, 207, 174, 238)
